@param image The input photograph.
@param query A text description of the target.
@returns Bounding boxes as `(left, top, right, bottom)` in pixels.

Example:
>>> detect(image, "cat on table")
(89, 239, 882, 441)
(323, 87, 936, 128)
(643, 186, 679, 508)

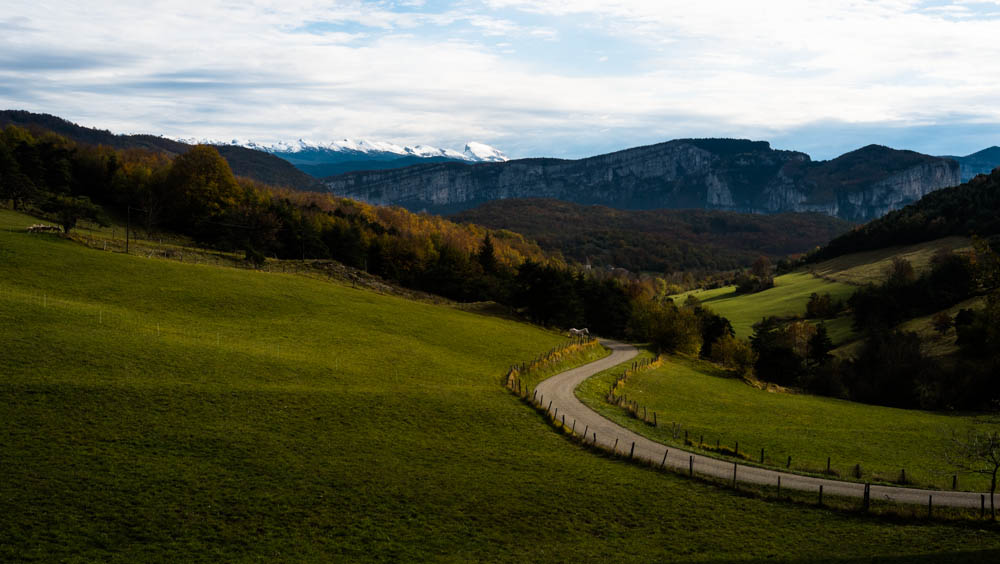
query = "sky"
(2, 0, 1000, 160)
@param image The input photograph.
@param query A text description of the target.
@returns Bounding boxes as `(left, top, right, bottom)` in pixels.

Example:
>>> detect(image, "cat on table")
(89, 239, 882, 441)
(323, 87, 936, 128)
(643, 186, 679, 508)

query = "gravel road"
(533, 340, 993, 510)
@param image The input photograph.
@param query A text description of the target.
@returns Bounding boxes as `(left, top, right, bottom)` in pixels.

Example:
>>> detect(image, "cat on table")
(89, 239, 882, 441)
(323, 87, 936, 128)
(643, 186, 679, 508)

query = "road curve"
(534, 339, 992, 509)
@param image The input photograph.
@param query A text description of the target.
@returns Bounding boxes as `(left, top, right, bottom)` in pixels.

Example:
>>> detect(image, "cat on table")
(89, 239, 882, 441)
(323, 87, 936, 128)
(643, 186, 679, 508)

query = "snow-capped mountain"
(186, 137, 507, 162)
(177, 136, 509, 177)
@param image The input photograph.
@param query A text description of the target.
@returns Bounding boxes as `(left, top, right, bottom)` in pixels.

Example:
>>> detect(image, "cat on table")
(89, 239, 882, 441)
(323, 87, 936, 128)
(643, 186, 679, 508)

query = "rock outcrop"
(324, 139, 960, 221)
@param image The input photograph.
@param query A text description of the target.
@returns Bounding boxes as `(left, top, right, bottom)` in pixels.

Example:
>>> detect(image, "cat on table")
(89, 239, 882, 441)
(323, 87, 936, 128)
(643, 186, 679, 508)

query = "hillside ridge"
(325, 138, 960, 221)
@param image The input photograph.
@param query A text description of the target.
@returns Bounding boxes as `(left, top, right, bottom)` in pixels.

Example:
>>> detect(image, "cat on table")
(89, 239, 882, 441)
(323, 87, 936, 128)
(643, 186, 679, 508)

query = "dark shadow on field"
(723, 549, 1000, 564)
(695, 291, 736, 305)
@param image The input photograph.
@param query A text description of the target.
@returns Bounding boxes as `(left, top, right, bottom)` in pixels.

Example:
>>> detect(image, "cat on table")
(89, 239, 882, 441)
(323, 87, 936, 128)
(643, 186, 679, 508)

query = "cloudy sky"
(3, 0, 1000, 159)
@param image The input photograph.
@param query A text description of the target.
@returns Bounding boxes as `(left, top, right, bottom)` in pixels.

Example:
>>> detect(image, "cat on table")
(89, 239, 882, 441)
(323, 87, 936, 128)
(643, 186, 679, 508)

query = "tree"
(806, 292, 840, 319)
(846, 330, 934, 408)
(750, 317, 804, 386)
(477, 233, 498, 274)
(886, 257, 916, 287)
(710, 333, 757, 378)
(950, 420, 1000, 520)
(807, 323, 834, 366)
(47, 194, 107, 233)
(696, 306, 733, 358)
(165, 145, 240, 230)
(751, 255, 772, 280)
(932, 312, 953, 336)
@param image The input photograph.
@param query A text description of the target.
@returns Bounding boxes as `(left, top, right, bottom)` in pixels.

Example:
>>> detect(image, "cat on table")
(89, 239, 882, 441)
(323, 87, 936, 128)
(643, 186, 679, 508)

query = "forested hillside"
(0, 110, 323, 192)
(452, 198, 852, 273)
(812, 168, 1000, 261)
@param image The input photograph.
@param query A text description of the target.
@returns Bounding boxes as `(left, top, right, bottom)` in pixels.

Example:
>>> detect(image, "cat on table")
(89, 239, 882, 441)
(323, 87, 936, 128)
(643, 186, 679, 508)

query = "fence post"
(928, 495, 932, 518)
(630, 442, 635, 460)
(660, 450, 669, 469)
(593, 432, 597, 444)
(982, 494, 986, 519)
(777, 475, 781, 497)
(787, 455, 792, 468)
(732, 463, 738, 488)
(819, 485, 824, 506)
(547, 400, 552, 413)
(760, 448, 764, 464)
(613, 438, 619, 453)
(827, 457, 831, 473)
(689, 455, 693, 476)
(952, 475, 957, 490)
(862, 483, 870, 512)
(533, 390, 537, 403)
(584, 425, 589, 440)
(735, 441, 739, 456)
(653, 412, 657, 427)
(571, 420, 576, 434)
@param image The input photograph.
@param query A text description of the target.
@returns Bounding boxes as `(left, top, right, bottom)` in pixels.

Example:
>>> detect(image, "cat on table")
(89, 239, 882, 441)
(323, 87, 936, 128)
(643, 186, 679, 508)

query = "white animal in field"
(569, 328, 590, 337)
(26, 224, 61, 233)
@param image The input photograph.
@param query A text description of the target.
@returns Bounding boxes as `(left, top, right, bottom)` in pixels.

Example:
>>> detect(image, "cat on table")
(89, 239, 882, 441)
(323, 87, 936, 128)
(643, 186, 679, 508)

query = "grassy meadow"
(4, 209, 1000, 562)
(673, 272, 858, 342)
(578, 352, 989, 491)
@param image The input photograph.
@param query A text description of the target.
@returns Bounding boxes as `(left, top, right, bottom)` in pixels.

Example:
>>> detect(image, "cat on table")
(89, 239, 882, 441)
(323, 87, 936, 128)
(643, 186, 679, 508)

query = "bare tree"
(951, 419, 1000, 519)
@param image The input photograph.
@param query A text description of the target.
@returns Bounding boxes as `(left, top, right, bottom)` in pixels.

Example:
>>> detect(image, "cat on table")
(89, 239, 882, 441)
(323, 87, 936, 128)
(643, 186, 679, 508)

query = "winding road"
(534, 340, 992, 510)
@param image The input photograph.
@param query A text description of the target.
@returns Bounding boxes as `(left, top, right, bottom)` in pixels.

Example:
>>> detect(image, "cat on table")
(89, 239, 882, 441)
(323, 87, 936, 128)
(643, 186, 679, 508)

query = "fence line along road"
(533, 339, 992, 510)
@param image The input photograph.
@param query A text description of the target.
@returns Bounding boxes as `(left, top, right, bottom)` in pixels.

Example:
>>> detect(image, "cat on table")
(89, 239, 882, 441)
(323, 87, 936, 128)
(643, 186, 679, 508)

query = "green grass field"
(4, 208, 1000, 562)
(577, 352, 989, 491)
(673, 272, 858, 341)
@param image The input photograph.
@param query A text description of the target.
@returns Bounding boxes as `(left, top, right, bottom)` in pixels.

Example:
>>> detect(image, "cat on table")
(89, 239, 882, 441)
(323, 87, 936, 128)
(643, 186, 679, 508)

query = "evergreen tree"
(477, 233, 497, 274)
(807, 323, 834, 366)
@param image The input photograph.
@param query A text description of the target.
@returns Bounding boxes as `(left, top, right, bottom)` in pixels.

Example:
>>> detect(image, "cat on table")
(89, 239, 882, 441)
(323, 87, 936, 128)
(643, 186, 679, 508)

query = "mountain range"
(324, 139, 970, 221)
(4, 110, 998, 224)
(945, 146, 1000, 182)
(207, 138, 508, 178)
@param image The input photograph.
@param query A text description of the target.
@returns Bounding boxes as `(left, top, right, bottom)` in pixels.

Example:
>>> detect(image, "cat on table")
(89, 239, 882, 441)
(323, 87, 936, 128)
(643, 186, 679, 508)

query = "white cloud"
(0, 0, 998, 159)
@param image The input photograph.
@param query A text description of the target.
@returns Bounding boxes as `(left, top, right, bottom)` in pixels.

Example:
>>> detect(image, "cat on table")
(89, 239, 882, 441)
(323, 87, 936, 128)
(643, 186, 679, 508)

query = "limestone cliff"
(324, 139, 960, 221)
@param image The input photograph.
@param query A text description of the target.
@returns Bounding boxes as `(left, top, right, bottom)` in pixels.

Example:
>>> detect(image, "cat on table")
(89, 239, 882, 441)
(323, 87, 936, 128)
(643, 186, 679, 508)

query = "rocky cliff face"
(324, 139, 960, 221)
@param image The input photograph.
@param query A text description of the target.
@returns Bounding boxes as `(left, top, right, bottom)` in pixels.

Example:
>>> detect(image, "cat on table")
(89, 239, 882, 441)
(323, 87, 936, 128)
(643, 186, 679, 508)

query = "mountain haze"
(944, 146, 1000, 182)
(325, 139, 960, 221)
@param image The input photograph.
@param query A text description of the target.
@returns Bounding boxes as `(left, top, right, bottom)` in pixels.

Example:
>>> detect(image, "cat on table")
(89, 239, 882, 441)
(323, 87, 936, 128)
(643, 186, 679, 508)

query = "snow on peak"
(176, 135, 508, 163)
(464, 142, 508, 162)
